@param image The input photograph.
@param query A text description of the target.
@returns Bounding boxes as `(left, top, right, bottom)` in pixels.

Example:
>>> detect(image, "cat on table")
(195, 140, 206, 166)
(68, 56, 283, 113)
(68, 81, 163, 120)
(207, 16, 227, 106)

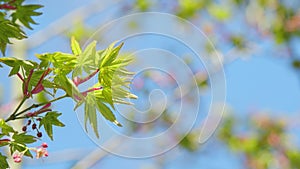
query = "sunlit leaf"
(11, 4, 43, 29)
(0, 20, 27, 55)
(0, 119, 15, 136)
(0, 153, 9, 169)
(84, 96, 99, 138)
(96, 101, 122, 127)
(12, 133, 36, 144)
(71, 36, 82, 56)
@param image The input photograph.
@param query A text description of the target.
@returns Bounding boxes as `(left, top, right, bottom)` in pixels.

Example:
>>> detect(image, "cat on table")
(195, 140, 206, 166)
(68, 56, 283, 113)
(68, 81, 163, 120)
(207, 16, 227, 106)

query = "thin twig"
(5, 94, 68, 122)
(5, 97, 26, 122)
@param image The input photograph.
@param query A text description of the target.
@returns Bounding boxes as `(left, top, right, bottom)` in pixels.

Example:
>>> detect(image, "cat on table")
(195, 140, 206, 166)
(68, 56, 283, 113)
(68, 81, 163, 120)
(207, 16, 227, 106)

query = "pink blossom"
(13, 152, 23, 163)
(34, 143, 49, 159)
(35, 147, 48, 159)
(41, 142, 48, 148)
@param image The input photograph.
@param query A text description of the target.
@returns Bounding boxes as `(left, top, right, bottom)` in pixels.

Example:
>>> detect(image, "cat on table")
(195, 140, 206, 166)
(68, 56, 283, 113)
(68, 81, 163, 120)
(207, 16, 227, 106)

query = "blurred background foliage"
(120, 0, 300, 168)
(1, 0, 300, 168)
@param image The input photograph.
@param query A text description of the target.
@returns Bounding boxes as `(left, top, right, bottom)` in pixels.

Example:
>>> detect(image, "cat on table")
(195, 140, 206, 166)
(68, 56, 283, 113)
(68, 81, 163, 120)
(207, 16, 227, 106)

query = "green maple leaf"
(0, 153, 9, 169)
(0, 20, 27, 55)
(12, 133, 36, 144)
(84, 96, 99, 138)
(71, 36, 82, 56)
(96, 101, 122, 127)
(10, 133, 36, 158)
(11, 4, 43, 29)
(39, 112, 65, 140)
(34, 38, 137, 138)
(0, 119, 15, 136)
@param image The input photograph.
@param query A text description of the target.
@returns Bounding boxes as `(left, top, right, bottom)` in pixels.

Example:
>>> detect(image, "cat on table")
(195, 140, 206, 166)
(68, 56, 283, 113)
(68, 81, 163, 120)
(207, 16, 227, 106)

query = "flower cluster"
(12, 152, 23, 163)
(34, 142, 49, 159)
(12, 143, 49, 163)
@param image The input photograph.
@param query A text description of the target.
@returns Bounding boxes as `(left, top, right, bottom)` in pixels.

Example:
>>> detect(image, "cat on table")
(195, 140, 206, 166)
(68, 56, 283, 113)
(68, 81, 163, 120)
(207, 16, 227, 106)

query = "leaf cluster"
(0, 119, 36, 168)
(0, 0, 43, 55)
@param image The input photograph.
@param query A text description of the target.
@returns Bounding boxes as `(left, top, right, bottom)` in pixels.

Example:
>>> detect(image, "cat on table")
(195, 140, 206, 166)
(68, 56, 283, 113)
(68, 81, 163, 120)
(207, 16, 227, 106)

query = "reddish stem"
(17, 73, 24, 82)
(34, 108, 52, 116)
(73, 69, 99, 86)
(31, 68, 51, 95)
(40, 103, 51, 110)
(31, 83, 44, 94)
(0, 4, 16, 10)
(0, 139, 11, 144)
(24, 69, 34, 97)
(8, 0, 16, 5)
(81, 87, 103, 96)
